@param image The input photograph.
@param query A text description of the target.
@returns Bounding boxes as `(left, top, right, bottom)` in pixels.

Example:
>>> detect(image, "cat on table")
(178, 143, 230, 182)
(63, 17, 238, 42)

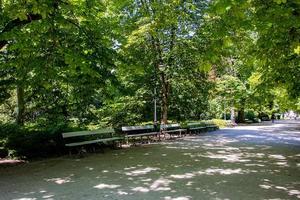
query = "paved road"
(1, 120, 300, 200)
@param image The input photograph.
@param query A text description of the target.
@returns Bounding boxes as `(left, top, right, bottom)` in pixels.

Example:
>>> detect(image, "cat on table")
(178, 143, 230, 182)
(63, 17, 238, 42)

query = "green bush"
(98, 94, 147, 128)
(258, 112, 270, 121)
(212, 119, 228, 128)
(0, 123, 81, 159)
(245, 110, 257, 121)
(0, 123, 22, 158)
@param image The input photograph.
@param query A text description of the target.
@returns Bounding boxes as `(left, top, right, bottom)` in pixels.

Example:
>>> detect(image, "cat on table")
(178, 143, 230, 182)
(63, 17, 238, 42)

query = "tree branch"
(0, 14, 42, 49)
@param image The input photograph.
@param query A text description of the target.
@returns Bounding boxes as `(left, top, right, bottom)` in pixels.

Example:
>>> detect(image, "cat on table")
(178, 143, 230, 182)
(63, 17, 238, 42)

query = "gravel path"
(1, 120, 300, 200)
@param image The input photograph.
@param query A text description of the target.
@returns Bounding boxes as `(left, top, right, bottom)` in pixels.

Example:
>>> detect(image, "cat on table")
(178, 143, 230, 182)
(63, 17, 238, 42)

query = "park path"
(0, 120, 300, 200)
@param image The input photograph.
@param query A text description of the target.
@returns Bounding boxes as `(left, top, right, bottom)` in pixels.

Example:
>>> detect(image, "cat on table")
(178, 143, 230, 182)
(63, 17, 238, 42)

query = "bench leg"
(115, 140, 122, 149)
(77, 147, 87, 157)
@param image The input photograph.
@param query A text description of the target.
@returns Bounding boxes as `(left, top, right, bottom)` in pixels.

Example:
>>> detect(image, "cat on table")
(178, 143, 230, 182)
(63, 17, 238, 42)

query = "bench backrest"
(122, 125, 154, 131)
(187, 122, 205, 127)
(160, 123, 180, 130)
(62, 128, 115, 138)
(122, 125, 155, 135)
(204, 120, 217, 126)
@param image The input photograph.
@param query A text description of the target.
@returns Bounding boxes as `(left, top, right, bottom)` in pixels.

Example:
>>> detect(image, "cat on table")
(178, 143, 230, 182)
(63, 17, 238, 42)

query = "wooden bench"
(160, 123, 187, 139)
(121, 125, 159, 144)
(204, 121, 219, 131)
(62, 128, 123, 154)
(187, 122, 207, 134)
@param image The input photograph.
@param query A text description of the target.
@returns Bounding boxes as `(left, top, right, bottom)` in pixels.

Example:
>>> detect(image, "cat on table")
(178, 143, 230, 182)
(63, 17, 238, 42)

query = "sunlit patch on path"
(125, 167, 160, 176)
(94, 183, 120, 189)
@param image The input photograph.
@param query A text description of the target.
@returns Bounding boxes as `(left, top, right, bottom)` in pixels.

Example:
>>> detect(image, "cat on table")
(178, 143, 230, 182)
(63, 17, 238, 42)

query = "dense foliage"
(0, 0, 299, 158)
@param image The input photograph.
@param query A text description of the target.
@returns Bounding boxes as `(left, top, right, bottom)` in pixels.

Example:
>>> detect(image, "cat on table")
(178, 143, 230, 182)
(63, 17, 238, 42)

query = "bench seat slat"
(65, 137, 123, 147)
(206, 125, 218, 128)
(190, 127, 206, 130)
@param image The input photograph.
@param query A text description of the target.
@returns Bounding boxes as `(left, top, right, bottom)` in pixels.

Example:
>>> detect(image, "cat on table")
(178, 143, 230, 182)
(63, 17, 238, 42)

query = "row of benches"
(62, 121, 219, 153)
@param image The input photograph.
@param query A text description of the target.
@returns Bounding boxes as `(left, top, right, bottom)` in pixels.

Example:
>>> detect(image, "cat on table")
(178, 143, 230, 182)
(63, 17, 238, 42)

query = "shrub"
(258, 112, 270, 121)
(98, 95, 146, 128)
(212, 119, 228, 128)
(245, 110, 257, 121)
(0, 123, 81, 159)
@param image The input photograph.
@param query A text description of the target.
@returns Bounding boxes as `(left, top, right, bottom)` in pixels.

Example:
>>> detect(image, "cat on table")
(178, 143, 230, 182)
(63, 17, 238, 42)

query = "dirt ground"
(0, 120, 300, 200)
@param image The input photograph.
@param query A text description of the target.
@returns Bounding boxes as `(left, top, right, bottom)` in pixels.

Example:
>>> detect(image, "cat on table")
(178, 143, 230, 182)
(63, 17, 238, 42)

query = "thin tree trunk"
(160, 72, 169, 124)
(230, 102, 235, 124)
(237, 98, 245, 123)
(237, 108, 245, 123)
(149, 36, 169, 124)
(16, 85, 25, 125)
(160, 26, 175, 124)
(144, 2, 176, 125)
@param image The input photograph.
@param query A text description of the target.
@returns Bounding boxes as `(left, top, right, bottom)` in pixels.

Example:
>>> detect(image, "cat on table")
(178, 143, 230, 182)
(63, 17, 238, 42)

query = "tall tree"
(122, 0, 210, 124)
(0, 0, 118, 125)
(209, 0, 300, 100)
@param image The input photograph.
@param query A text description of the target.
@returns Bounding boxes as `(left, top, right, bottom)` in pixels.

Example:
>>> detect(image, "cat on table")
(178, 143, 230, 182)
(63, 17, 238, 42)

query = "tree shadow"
(1, 121, 300, 199)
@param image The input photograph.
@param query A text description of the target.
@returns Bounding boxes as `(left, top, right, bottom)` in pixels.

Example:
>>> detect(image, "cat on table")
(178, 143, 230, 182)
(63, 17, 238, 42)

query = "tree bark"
(230, 102, 235, 124)
(160, 72, 169, 124)
(150, 36, 170, 124)
(0, 14, 42, 49)
(160, 26, 175, 124)
(237, 98, 245, 123)
(16, 85, 25, 125)
(237, 108, 245, 123)
(141, 1, 175, 125)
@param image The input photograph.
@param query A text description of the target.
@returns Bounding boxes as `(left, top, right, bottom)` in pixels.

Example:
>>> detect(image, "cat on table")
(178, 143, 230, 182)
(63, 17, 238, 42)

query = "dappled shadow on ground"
(0, 120, 300, 200)
(213, 121, 300, 146)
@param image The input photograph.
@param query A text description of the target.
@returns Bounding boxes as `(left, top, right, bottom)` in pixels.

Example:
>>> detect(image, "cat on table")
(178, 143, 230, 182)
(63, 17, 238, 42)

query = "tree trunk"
(160, 72, 169, 124)
(230, 102, 235, 124)
(160, 26, 175, 125)
(237, 109, 245, 123)
(16, 85, 25, 125)
(237, 98, 246, 123)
